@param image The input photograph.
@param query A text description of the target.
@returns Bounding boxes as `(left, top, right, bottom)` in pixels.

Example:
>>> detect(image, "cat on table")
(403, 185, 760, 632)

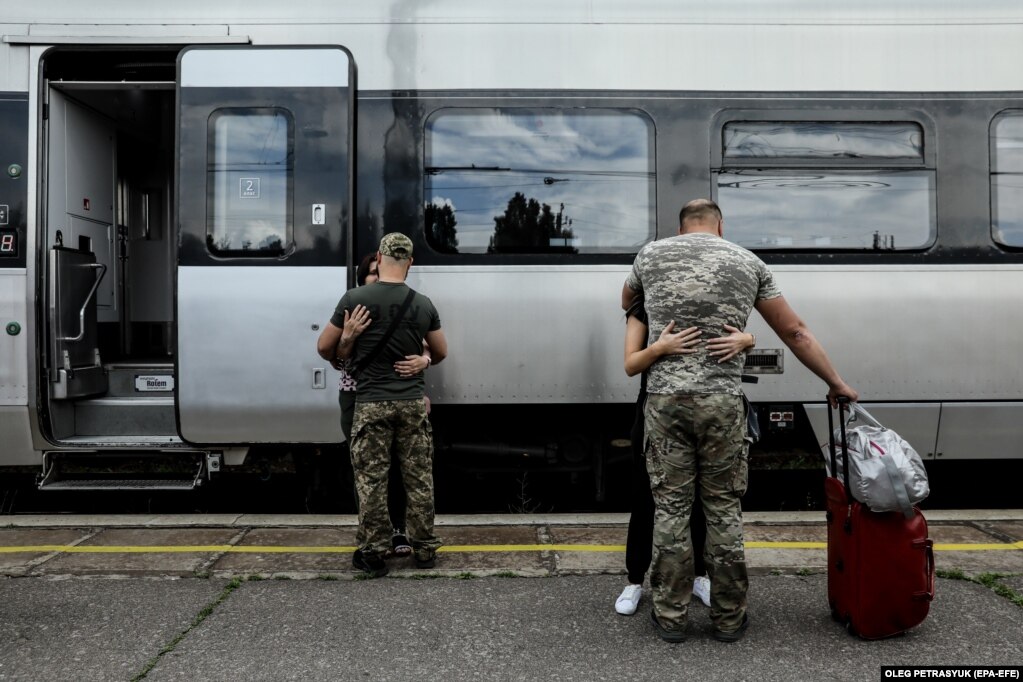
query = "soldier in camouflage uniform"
(330, 233, 449, 577)
(624, 199, 857, 642)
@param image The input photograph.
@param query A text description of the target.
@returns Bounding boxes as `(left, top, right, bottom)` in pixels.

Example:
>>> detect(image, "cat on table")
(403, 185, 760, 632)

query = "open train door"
(176, 46, 355, 444)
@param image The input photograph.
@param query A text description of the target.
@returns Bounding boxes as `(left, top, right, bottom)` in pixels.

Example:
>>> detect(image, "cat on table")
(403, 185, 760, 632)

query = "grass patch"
(131, 577, 245, 681)
(456, 572, 477, 580)
(937, 569, 1023, 608)
(273, 575, 291, 581)
(317, 574, 340, 581)
(973, 572, 1023, 608)
(493, 571, 518, 578)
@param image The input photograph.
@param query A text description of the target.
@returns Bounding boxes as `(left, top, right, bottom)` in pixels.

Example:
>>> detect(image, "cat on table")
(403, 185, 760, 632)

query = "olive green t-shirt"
(332, 282, 441, 402)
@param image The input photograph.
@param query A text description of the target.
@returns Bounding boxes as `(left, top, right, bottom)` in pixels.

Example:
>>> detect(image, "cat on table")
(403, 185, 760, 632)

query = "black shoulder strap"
(353, 287, 417, 378)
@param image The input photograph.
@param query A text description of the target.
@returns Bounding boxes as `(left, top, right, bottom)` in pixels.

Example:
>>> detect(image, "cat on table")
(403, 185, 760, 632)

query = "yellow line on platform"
(933, 542, 1023, 551)
(745, 542, 825, 549)
(0, 541, 1020, 554)
(0, 545, 350, 554)
(442, 544, 622, 552)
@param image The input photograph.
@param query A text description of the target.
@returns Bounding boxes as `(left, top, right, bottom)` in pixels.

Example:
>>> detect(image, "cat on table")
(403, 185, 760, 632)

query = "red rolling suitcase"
(825, 399, 935, 639)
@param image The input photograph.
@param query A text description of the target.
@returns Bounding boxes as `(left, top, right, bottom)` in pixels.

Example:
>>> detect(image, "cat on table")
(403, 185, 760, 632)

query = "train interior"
(41, 50, 181, 452)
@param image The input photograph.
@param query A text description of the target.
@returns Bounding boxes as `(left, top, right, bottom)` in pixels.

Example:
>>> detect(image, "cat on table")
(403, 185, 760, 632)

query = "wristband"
(749, 333, 756, 349)
(424, 355, 432, 366)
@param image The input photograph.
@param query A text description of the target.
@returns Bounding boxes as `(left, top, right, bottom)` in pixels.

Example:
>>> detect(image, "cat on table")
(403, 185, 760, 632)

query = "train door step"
(38, 451, 214, 491)
(69, 362, 178, 440)
(73, 396, 177, 437)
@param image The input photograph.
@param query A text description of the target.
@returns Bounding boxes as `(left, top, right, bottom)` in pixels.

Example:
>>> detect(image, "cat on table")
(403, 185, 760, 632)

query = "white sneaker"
(615, 584, 643, 615)
(693, 575, 711, 608)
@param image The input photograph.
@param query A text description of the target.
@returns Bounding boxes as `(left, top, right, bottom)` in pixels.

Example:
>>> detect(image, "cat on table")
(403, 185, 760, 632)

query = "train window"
(206, 108, 294, 256)
(717, 122, 934, 250)
(991, 112, 1023, 247)
(424, 108, 654, 254)
(723, 122, 923, 160)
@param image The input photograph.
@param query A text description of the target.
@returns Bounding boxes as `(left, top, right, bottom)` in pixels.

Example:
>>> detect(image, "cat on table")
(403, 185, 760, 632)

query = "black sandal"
(391, 529, 412, 557)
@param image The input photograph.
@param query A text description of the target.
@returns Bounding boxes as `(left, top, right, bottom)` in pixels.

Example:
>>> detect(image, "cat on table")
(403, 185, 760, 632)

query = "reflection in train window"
(424, 109, 654, 254)
(991, 112, 1023, 248)
(206, 108, 294, 256)
(717, 122, 934, 250)
(723, 122, 923, 160)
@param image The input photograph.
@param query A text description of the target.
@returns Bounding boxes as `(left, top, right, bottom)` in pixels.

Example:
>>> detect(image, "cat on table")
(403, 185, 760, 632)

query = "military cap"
(379, 232, 414, 259)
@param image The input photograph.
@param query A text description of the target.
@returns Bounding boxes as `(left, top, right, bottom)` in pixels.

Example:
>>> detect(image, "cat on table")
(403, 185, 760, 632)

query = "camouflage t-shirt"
(625, 233, 781, 395)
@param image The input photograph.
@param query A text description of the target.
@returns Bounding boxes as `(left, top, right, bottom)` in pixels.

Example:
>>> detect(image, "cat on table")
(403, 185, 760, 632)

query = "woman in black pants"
(615, 297, 754, 615)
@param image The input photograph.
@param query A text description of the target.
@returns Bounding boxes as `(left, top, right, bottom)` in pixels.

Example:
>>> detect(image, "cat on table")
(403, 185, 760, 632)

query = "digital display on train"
(0, 229, 17, 258)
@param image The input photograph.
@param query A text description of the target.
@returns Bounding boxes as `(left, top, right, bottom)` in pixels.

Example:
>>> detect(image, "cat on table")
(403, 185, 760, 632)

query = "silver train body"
(1, 1, 1022, 488)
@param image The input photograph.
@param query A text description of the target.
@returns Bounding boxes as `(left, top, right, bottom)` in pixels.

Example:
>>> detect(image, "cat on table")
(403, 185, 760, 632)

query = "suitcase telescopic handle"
(827, 397, 837, 478)
(827, 396, 854, 505)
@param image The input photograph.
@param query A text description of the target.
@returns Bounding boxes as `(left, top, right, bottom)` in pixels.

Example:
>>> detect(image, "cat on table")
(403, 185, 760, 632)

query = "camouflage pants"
(350, 399, 442, 558)
(645, 393, 749, 633)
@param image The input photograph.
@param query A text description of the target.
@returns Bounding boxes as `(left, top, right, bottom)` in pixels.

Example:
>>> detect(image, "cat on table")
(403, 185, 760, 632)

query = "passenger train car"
(0, 1, 1021, 495)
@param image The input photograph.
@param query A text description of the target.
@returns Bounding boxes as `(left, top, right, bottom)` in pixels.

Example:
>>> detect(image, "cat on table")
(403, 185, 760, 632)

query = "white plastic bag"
(824, 403, 930, 517)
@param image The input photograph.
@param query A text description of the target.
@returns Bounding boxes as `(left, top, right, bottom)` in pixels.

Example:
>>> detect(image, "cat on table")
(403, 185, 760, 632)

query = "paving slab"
(918, 510, 1023, 522)
(0, 528, 92, 575)
(928, 525, 1023, 574)
(33, 528, 241, 577)
(5, 510, 1021, 528)
(0, 515, 1020, 578)
(139, 575, 1023, 682)
(743, 524, 830, 574)
(983, 521, 1023, 542)
(232, 514, 351, 527)
(744, 524, 826, 543)
(0, 576, 227, 682)
(212, 528, 357, 575)
(747, 548, 825, 573)
(547, 526, 625, 573)
(424, 525, 548, 575)
(935, 551, 1023, 574)
(930, 524, 1005, 544)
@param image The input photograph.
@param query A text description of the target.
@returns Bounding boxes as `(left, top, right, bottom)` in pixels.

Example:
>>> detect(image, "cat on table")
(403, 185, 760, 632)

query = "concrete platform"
(0, 511, 1021, 578)
(0, 513, 1019, 681)
(0, 574, 1020, 681)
